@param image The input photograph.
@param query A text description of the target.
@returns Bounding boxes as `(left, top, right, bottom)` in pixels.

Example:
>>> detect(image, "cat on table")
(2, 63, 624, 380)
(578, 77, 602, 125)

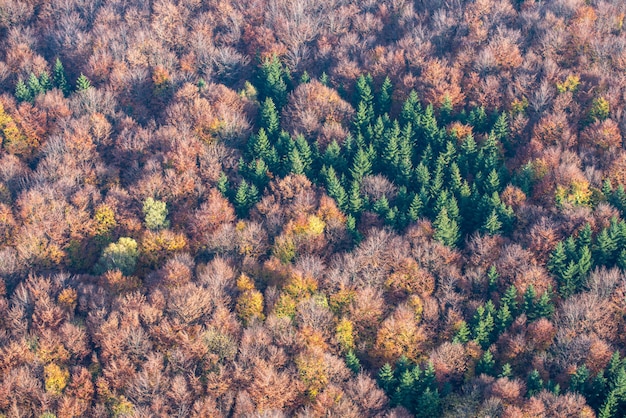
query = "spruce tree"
(322, 165, 347, 210)
(288, 148, 305, 175)
(259, 55, 288, 107)
(260, 97, 280, 138)
(548, 242, 567, 277)
(527, 370, 544, 397)
(217, 172, 229, 196)
(27, 73, 43, 97)
(76, 73, 92, 91)
(407, 193, 423, 222)
(453, 321, 471, 344)
(248, 128, 272, 161)
(499, 363, 513, 378)
(433, 207, 460, 247)
(400, 90, 421, 127)
(496, 303, 513, 333)
(378, 363, 397, 394)
(523, 284, 537, 317)
(345, 351, 361, 374)
(14, 78, 31, 102)
(348, 181, 364, 215)
(39, 72, 52, 92)
(234, 180, 250, 217)
(53, 58, 69, 95)
(355, 74, 374, 122)
(596, 228, 617, 266)
(570, 365, 590, 394)
(476, 350, 496, 376)
(294, 134, 312, 174)
(482, 209, 502, 235)
(349, 147, 373, 182)
(378, 76, 393, 115)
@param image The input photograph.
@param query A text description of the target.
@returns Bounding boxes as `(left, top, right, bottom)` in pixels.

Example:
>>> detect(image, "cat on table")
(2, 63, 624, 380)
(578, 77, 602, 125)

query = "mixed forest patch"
(1, 0, 626, 416)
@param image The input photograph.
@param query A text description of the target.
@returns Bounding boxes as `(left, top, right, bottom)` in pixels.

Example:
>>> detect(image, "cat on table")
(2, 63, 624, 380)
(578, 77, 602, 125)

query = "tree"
(322, 165, 347, 210)
(378, 363, 397, 394)
(378, 76, 393, 115)
(143, 197, 170, 231)
(350, 147, 373, 182)
(433, 207, 460, 247)
(453, 321, 471, 344)
(53, 58, 69, 95)
(482, 209, 502, 235)
(95, 237, 139, 276)
(527, 370, 544, 397)
(27, 73, 43, 97)
(76, 73, 92, 91)
(15, 78, 31, 102)
(260, 97, 280, 138)
(476, 350, 496, 376)
(346, 351, 361, 374)
(259, 55, 289, 107)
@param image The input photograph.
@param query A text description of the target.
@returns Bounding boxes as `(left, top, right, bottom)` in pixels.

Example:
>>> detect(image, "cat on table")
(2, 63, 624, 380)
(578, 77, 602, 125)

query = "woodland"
(1, 0, 626, 416)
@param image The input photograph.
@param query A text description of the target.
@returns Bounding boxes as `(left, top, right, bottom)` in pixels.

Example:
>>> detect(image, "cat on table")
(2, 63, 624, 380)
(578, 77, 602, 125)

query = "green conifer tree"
(527, 370, 544, 397)
(322, 165, 347, 210)
(15, 78, 31, 102)
(482, 209, 502, 235)
(350, 147, 373, 182)
(476, 350, 496, 376)
(453, 321, 471, 344)
(345, 351, 361, 374)
(260, 97, 280, 137)
(76, 73, 92, 91)
(378, 363, 397, 394)
(434, 207, 460, 247)
(27, 73, 43, 97)
(378, 76, 393, 116)
(53, 58, 69, 95)
(39, 72, 52, 92)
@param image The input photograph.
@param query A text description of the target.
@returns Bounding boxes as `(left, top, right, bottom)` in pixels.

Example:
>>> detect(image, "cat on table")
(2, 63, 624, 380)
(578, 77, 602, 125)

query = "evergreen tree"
(482, 209, 502, 235)
(248, 128, 272, 161)
(400, 90, 421, 127)
(548, 242, 567, 278)
(234, 180, 250, 217)
(259, 55, 289, 107)
(15, 78, 31, 102)
(532, 287, 555, 320)
(76, 73, 92, 91)
(577, 245, 592, 285)
(570, 365, 590, 395)
(217, 172, 229, 196)
(496, 303, 513, 333)
(596, 228, 617, 266)
(476, 350, 496, 376)
(599, 392, 618, 418)
(355, 74, 374, 122)
(527, 370, 544, 397)
(523, 284, 537, 317)
(260, 97, 280, 137)
(300, 71, 310, 84)
(322, 165, 347, 210)
(348, 181, 364, 214)
(349, 147, 373, 182)
(319, 72, 329, 86)
(453, 320, 471, 344)
(433, 207, 460, 247)
(416, 387, 441, 418)
(39, 72, 52, 92)
(345, 351, 361, 374)
(407, 193, 423, 222)
(288, 147, 305, 175)
(378, 363, 397, 394)
(53, 58, 69, 95)
(559, 261, 579, 299)
(382, 121, 400, 176)
(378, 76, 393, 115)
(27, 73, 43, 97)
(322, 140, 346, 173)
(577, 223, 593, 251)
(472, 305, 495, 349)
(294, 134, 313, 173)
(393, 369, 415, 407)
(499, 363, 513, 378)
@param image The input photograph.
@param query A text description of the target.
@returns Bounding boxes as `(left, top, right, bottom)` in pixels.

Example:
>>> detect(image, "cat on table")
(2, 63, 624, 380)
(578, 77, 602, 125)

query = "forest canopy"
(1, 0, 626, 416)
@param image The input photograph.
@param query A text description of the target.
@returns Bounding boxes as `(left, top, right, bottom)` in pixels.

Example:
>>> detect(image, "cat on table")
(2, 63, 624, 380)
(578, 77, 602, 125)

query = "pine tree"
(439, 95, 453, 124)
(476, 350, 496, 376)
(577, 223, 593, 250)
(559, 260, 579, 298)
(354, 101, 370, 134)
(39, 72, 52, 92)
(217, 172, 229, 196)
(596, 228, 617, 266)
(523, 284, 537, 317)
(234, 180, 250, 217)
(453, 320, 471, 344)
(577, 245, 592, 285)
(378, 363, 397, 394)
(322, 165, 347, 210)
(382, 121, 400, 176)
(548, 242, 567, 277)
(415, 162, 431, 189)
(378, 76, 393, 115)
(259, 55, 288, 107)
(393, 369, 415, 408)
(434, 207, 460, 247)
(348, 181, 364, 214)
(533, 287, 555, 320)
(260, 97, 280, 138)
(323, 140, 346, 173)
(76, 73, 92, 91)
(407, 193, 423, 222)
(288, 147, 305, 175)
(53, 58, 69, 95)
(527, 370, 544, 397)
(355, 74, 374, 122)
(27, 73, 43, 97)
(294, 134, 312, 175)
(599, 392, 618, 418)
(570, 365, 590, 394)
(248, 128, 272, 161)
(482, 209, 502, 235)
(496, 303, 513, 333)
(400, 90, 421, 127)
(473, 306, 495, 349)
(300, 71, 310, 84)
(319, 72, 329, 86)
(350, 147, 373, 182)
(499, 363, 513, 378)
(345, 351, 361, 374)
(15, 78, 31, 102)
